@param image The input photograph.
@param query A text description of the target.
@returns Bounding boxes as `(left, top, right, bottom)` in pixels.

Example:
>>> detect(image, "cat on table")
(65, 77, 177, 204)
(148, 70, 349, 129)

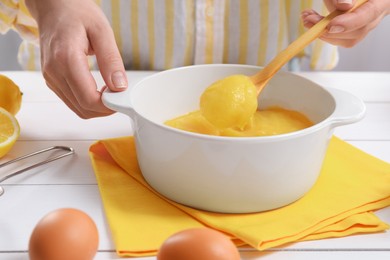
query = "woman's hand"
(302, 0, 390, 47)
(25, 0, 127, 118)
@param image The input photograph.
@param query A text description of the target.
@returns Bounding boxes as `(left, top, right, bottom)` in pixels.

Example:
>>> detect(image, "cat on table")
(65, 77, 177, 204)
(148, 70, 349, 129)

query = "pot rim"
(103, 64, 365, 143)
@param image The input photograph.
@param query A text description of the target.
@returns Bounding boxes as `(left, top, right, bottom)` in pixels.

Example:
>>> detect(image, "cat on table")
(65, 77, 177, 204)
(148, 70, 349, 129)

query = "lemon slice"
(0, 107, 20, 158)
(0, 74, 22, 115)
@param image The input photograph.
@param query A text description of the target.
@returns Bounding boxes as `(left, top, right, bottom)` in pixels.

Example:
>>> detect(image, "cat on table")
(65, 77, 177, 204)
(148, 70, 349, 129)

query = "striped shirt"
(0, 0, 339, 71)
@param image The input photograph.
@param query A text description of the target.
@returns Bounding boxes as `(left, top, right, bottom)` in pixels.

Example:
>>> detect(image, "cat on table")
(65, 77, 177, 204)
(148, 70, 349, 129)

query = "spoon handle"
(251, 0, 368, 94)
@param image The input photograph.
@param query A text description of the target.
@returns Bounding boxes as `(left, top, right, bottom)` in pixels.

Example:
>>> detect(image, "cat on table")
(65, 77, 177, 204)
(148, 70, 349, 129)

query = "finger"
(318, 36, 358, 47)
(44, 74, 88, 118)
(40, 47, 88, 117)
(302, 16, 366, 47)
(302, 11, 324, 28)
(327, 1, 381, 34)
(301, 9, 320, 22)
(331, 0, 356, 11)
(41, 31, 114, 118)
(319, 27, 370, 47)
(64, 79, 114, 118)
(44, 54, 113, 118)
(301, 9, 317, 18)
(88, 22, 128, 92)
(322, 19, 378, 39)
(320, 18, 379, 47)
(62, 51, 115, 117)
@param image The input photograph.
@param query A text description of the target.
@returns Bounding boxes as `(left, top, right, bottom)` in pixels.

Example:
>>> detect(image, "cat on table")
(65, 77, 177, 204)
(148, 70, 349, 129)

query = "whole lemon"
(0, 74, 22, 115)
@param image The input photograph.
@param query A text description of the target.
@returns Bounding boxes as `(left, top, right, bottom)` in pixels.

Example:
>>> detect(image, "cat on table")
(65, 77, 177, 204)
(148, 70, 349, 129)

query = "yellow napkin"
(89, 136, 390, 257)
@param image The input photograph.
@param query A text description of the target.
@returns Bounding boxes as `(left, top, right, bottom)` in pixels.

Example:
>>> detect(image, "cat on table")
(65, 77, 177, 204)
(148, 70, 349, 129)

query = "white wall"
(335, 15, 390, 71)
(0, 30, 22, 70)
(1, 16, 390, 71)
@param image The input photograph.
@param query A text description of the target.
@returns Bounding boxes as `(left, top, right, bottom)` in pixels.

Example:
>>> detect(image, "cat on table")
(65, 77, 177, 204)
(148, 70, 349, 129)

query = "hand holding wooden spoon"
(200, 0, 367, 129)
(250, 0, 368, 95)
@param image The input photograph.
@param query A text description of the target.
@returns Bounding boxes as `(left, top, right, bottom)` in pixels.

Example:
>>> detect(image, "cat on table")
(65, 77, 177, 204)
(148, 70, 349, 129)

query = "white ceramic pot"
(102, 64, 365, 213)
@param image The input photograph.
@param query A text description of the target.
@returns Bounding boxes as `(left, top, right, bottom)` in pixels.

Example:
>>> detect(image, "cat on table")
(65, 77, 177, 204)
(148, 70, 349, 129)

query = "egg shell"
(29, 208, 99, 260)
(157, 228, 240, 260)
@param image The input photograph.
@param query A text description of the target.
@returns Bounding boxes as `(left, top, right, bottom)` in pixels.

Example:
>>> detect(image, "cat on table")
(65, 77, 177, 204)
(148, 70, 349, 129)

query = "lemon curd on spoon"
(200, 75, 257, 129)
(165, 75, 313, 137)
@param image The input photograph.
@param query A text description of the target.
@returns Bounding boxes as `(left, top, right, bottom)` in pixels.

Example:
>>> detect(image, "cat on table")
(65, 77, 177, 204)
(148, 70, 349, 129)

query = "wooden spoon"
(250, 0, 368, 95)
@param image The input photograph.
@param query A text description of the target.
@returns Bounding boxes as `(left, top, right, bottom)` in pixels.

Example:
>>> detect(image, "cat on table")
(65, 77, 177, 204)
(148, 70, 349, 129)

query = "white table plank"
(1, 140, 390, 186)
(0, 185, 114, 252)
(1, 71, 390, 260)
(348, 140, 390, 163)
(1, 71, 156, 103)
(14, 102, 390, 141)
(242, 251, 390, 260)
(1, 251, 390, 260)
(0, 141, 97, 185)
(1, 185, 389, 253)
(2, 71, 390, 103)
(335, 103, 390, 141)
(16, 102, 132, 141)
(299, 72, 390, 102)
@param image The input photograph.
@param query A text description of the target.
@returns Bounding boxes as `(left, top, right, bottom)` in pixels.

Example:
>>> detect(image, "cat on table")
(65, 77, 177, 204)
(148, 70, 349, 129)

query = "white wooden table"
(0, 71, 389, 260)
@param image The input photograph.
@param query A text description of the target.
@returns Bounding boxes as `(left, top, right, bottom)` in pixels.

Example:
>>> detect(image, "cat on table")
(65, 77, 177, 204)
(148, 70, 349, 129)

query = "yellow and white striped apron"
(1, 0, 339, 71)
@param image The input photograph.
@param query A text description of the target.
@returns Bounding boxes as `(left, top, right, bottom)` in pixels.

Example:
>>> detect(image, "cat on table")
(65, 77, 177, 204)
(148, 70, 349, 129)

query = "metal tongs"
(0, 146, 75, 196)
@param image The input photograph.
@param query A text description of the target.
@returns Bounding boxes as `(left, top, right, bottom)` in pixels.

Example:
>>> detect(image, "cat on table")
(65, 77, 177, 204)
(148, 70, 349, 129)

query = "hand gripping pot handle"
(326, 87, 366, 128)
(102, 88, 136, 118)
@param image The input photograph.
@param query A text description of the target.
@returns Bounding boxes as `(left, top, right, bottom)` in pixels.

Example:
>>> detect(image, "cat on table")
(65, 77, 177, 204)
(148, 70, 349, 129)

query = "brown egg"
(157, 228, 240, 260)
(29, 208, 99, 260)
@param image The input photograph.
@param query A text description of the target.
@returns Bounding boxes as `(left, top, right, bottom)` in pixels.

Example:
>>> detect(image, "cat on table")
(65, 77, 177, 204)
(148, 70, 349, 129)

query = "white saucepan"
(102, 64, 365, 213)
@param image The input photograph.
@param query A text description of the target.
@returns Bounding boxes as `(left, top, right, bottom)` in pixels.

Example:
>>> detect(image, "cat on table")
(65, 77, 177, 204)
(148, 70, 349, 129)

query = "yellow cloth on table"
(89, 136, 390, 257)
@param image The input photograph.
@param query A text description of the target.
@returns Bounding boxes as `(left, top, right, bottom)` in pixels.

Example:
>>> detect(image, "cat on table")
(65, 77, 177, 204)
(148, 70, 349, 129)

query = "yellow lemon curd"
(200, 75, 258, 129)
(165, 75, 313, 137)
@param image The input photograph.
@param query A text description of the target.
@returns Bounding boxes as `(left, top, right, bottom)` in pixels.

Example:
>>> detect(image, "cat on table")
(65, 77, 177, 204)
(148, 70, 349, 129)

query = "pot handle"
(101, 88, 136, 118)
(326, 87, 366, 128)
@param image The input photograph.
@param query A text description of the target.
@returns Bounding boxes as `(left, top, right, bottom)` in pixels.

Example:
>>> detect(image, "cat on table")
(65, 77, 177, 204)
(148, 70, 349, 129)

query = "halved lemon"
(0, 74, 22, 115)
(0, 107, 20, 158)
